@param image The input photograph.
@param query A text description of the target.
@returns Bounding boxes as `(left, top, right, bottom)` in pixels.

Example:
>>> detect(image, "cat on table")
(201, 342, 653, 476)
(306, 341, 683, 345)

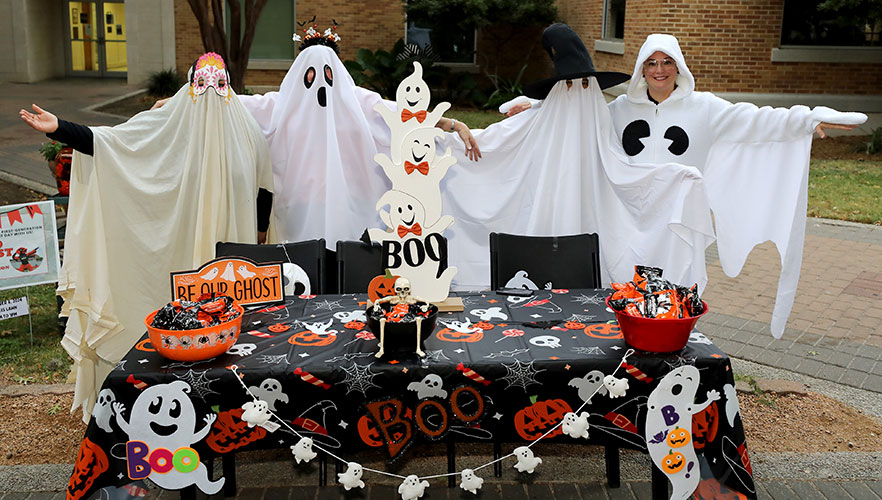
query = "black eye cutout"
(407, 204, 413, 210)
(149, 397, 161, 414)
(169, 399, 181, 418)
(406, 86, 411, 92)
(324, 64, 333, 86)
(415, 86, 420, 93)
(398, 207, 403, 213)
(304, 67, 316, 88)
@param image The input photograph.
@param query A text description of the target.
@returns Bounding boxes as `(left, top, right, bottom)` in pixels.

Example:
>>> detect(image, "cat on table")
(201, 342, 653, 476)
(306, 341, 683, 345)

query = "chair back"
(489, 232, 601, 290)
(335, 240, 385, 293)
(215, 239, 326, 294)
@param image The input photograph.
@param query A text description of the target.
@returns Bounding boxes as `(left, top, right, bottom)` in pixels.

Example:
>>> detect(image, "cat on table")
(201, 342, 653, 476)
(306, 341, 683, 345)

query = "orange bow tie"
(404, 161, 430, 175)
(398, 223, 422, 237)
(401, 109, 427, 123)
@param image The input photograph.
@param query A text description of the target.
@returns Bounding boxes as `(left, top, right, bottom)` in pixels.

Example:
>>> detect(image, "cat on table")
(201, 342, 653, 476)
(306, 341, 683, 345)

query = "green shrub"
(866, 127, 882, 155)
(146, 68, 185, 98)
(483, 64, 528, 110)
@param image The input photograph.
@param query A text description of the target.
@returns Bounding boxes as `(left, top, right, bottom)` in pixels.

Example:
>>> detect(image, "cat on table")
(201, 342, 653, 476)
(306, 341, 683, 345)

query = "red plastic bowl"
(605, 296, 708, 353)
(145, 303, 244, 361)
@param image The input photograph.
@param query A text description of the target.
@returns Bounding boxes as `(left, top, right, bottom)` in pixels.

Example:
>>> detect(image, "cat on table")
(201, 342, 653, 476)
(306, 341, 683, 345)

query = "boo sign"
(170, 257, 283, 307)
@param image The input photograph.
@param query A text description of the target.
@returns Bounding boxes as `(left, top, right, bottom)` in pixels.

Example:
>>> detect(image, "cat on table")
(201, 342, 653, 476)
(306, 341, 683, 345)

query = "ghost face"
(303, 61, 334, 107)
(642, 50, 678, 99)
(378, 191, 427, 232)
(404, 128, 440, 168)
(396, 62, 429, 111)
(128, 381, 195, 447)
(190, 52, 230, 99)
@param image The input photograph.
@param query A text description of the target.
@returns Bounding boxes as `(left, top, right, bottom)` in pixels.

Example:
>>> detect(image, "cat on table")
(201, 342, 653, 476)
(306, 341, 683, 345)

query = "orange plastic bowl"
(605, 296, 708, 353)
(145, 303, 244, 361)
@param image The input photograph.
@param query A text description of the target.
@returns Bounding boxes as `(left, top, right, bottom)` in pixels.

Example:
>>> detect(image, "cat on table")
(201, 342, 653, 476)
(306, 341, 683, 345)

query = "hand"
(706, 389, 721, 402)
(151, 97, 171, 110)
(112, 401, 125, 417)
(815, 122, 857, 139)
(506, 101, 532, 117)
(204, 413, 217, 426)
(19, 104, 59, 133)
(257, 231, 267, 244)
(455, 122, 482, 162)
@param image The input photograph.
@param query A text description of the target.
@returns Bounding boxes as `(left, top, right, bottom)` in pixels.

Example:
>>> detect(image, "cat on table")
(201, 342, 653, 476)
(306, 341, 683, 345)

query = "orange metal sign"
(170, 257, 283, 307)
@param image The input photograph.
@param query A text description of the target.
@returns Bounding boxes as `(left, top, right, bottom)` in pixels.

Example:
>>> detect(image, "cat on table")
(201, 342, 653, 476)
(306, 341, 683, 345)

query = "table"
(67, 290, 756, 500)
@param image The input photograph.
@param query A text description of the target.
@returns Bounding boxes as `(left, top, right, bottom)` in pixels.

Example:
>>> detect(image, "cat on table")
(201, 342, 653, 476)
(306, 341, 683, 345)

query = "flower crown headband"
(293, 17, 341, 54)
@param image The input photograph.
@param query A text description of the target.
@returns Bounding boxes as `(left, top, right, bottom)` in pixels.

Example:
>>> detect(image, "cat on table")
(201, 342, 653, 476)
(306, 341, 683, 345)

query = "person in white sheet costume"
(440, 24, 716, 292)
(236, 29, 479, 246)
(19, 52, 273, 421)
(503, 31, 866, 337)
(607, 34, 865, 337)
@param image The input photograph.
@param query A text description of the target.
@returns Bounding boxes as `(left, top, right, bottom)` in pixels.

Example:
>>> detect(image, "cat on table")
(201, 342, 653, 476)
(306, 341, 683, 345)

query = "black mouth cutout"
(318, 87, 327, 107)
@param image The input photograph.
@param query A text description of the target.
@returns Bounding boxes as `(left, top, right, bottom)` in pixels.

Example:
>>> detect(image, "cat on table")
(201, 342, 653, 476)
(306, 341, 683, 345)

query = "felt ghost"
(645, 365, 721, 500)
(375, 61, 451, 164)
(375, 127, 456, 226)
(368, 189, 454, 243)
(337, 461, 365, 491)
(92, 388, 116, 433)
(459, 468, 484, 494)
(407, 374, 447, 399)
(113, 380, 223, 494)
(282, 262, 311, 296)
(513, 446, 542, 473)
(397, 474, 430, 500)
(568, 370, 609, 403)
(504, 270, 539, 290)
(604, 374, 629, 398)
(561, 411, 591, 439)
(240, 400, 271, 428)
(248, 378, 289, 411)
(291, 436, 317, 464)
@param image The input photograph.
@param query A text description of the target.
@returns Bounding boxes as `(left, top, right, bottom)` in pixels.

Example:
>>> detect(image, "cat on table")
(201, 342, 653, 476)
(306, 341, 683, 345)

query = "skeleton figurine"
(369, 277, 430, 358)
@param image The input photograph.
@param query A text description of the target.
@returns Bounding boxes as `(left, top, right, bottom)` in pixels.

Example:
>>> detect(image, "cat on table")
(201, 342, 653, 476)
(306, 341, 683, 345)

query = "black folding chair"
(487, 232, 620, 486)
(489, 232, 601, 290)
(335, 240, 385, 293)
(215, 239, 326, 294)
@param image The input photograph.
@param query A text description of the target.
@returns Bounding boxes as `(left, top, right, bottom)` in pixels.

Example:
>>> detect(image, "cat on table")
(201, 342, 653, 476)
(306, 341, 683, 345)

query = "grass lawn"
(0, 283, 69, 384)
(808, 158, 882, 225)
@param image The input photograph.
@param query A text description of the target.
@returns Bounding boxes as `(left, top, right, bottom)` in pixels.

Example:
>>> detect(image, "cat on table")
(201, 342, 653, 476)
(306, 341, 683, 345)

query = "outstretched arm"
(19, 104, 58, 133)
(437, 118, 481, 161)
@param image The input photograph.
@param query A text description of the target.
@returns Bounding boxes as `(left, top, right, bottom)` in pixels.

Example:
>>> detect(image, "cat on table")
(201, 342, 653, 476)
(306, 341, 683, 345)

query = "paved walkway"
(0, 78, 880, 498)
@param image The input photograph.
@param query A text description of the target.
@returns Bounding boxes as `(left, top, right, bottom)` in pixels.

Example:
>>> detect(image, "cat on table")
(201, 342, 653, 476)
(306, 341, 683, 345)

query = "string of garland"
(229, 347, 635, 498)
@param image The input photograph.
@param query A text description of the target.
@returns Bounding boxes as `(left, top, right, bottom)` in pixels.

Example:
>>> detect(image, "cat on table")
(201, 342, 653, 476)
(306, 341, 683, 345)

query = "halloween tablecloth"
(68, 290, 755, 500)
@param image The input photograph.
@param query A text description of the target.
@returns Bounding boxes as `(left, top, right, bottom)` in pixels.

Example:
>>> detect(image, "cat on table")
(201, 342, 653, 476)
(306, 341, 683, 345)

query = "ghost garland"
(367, 62, 458, 303)
(229, 349, 634, 499)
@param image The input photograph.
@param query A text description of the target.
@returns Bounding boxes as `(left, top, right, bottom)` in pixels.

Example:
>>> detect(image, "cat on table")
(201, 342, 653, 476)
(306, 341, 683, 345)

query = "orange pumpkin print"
(288, 329, 337, 347)
(473, 321, 494, 331)
(268, 323, 290, 333)
(564, 321, 585, 330)
(661, 451, 686, 474)
(436, 328, 484, 343)
(67, 437, 109, 500)
(583, 322, 623, 339)
(667, 426, 691, 448)
(513, 399, 573, 441)
(345, 320, 366, 330)
(368, 270, 400, 303)
(206, 408, 267, 453)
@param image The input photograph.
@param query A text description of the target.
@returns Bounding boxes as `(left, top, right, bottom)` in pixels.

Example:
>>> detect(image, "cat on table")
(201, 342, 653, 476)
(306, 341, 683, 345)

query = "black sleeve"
(257, 188, 273, 232)
(47, 119, 94, 156)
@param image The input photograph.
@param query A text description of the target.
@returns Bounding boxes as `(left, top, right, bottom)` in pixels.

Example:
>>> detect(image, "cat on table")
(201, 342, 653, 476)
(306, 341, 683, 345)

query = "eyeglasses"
(643, 58, 676, 70)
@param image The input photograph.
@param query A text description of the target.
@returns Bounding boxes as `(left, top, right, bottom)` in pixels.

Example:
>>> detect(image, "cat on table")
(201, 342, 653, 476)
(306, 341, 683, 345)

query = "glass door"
(66, 0, 127, 76)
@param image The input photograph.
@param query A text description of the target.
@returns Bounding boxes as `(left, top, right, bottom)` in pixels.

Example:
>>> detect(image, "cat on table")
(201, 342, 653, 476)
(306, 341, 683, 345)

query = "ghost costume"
(440, 77, 715, 290)
(608, 34, 867, 336)
(60, 82, 272, 421)
(239, 45, 393, 245)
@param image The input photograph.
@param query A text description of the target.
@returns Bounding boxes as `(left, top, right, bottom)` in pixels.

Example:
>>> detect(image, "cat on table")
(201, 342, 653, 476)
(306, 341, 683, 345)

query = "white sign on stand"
(0, 201, 61, 291)
(0, 296, 30, 320)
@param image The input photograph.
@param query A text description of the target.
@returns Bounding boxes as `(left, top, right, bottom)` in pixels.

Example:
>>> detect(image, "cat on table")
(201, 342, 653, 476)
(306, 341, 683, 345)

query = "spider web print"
(114, 360, 127, 372)
(499, 360, 545, 391)
(324, 352, 376, 364)
(420, 349, 450, 365)
(340, 362, 381, 396)
(663, 354, 697, 371)
(484, 348, 530, 359)
(258, 354, 290, 365)
(309, 299, 344, 312)
(174, 369, 220, 401)
(572, 346, 605, 356)
(567, 313, 597, 322)
(571, 293, 606, 306)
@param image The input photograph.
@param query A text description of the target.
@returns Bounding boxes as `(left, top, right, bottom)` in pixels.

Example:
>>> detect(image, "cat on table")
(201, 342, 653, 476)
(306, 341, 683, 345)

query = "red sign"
(170, 257, 283, 307)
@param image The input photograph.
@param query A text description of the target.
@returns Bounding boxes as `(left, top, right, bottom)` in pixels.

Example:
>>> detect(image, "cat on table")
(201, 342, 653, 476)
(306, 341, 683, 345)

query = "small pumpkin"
(473, 321, 494, 331)
(660, 450, 686, 474)
(368, 269, 400, 303)
(564, 321, 585, 330)
(268, 323, 290, 333)
(436, 328, 484, 343)
(583, 322, 623, 339)
(345, 320, 366, 330)
(288, 329, 337, 347)
(67, 437, 109, 500)
(666, 426, 691, 448)
(206, 408, 267, 453)
(513, 398, 573, 441)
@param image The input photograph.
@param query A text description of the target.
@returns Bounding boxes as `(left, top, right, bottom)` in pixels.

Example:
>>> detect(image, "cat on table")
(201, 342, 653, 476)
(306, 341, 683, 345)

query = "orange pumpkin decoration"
(288, 329, 337, 347)
(345, 320, 366, 330)
(436, 327, 484, 343)
(268, 323, 290, 333)
(583, 322, 623, 339)
(692, 401, 719, 450)
(206, 408, 267, 453)
(368, 269, 400, 303)
(514, 399, 573, 441)
(667, 426, 691, 448)
(67, 437, 109, 500)
(693, 478, 749, 500)
(660, 450, 686, 474)
(473, 321, 494, 331)
(564, 321, 585, 330)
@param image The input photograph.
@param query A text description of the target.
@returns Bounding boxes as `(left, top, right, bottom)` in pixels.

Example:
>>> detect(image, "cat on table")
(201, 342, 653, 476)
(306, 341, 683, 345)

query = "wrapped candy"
(151, 293, 240, 330)
(608, 266, 703, 319)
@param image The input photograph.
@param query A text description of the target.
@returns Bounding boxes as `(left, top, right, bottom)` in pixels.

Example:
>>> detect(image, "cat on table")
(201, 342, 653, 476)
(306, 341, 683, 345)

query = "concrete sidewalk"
(0, 78, 880, 498)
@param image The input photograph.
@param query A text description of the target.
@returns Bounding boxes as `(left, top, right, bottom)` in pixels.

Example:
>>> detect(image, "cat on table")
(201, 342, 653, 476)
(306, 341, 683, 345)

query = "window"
(228, 0, 296, 60)
(603, 0, 626, 40)
(781, 0, 880, 46)
(405, 20, 476, 64)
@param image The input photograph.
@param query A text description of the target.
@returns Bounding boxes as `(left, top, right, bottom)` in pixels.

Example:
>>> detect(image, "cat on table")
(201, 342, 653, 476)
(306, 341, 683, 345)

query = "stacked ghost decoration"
(369, 62, 458, 302)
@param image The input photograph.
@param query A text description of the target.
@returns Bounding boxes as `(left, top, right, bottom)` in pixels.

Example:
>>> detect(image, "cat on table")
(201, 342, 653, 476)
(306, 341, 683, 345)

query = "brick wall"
(556, 0, 882, 95)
